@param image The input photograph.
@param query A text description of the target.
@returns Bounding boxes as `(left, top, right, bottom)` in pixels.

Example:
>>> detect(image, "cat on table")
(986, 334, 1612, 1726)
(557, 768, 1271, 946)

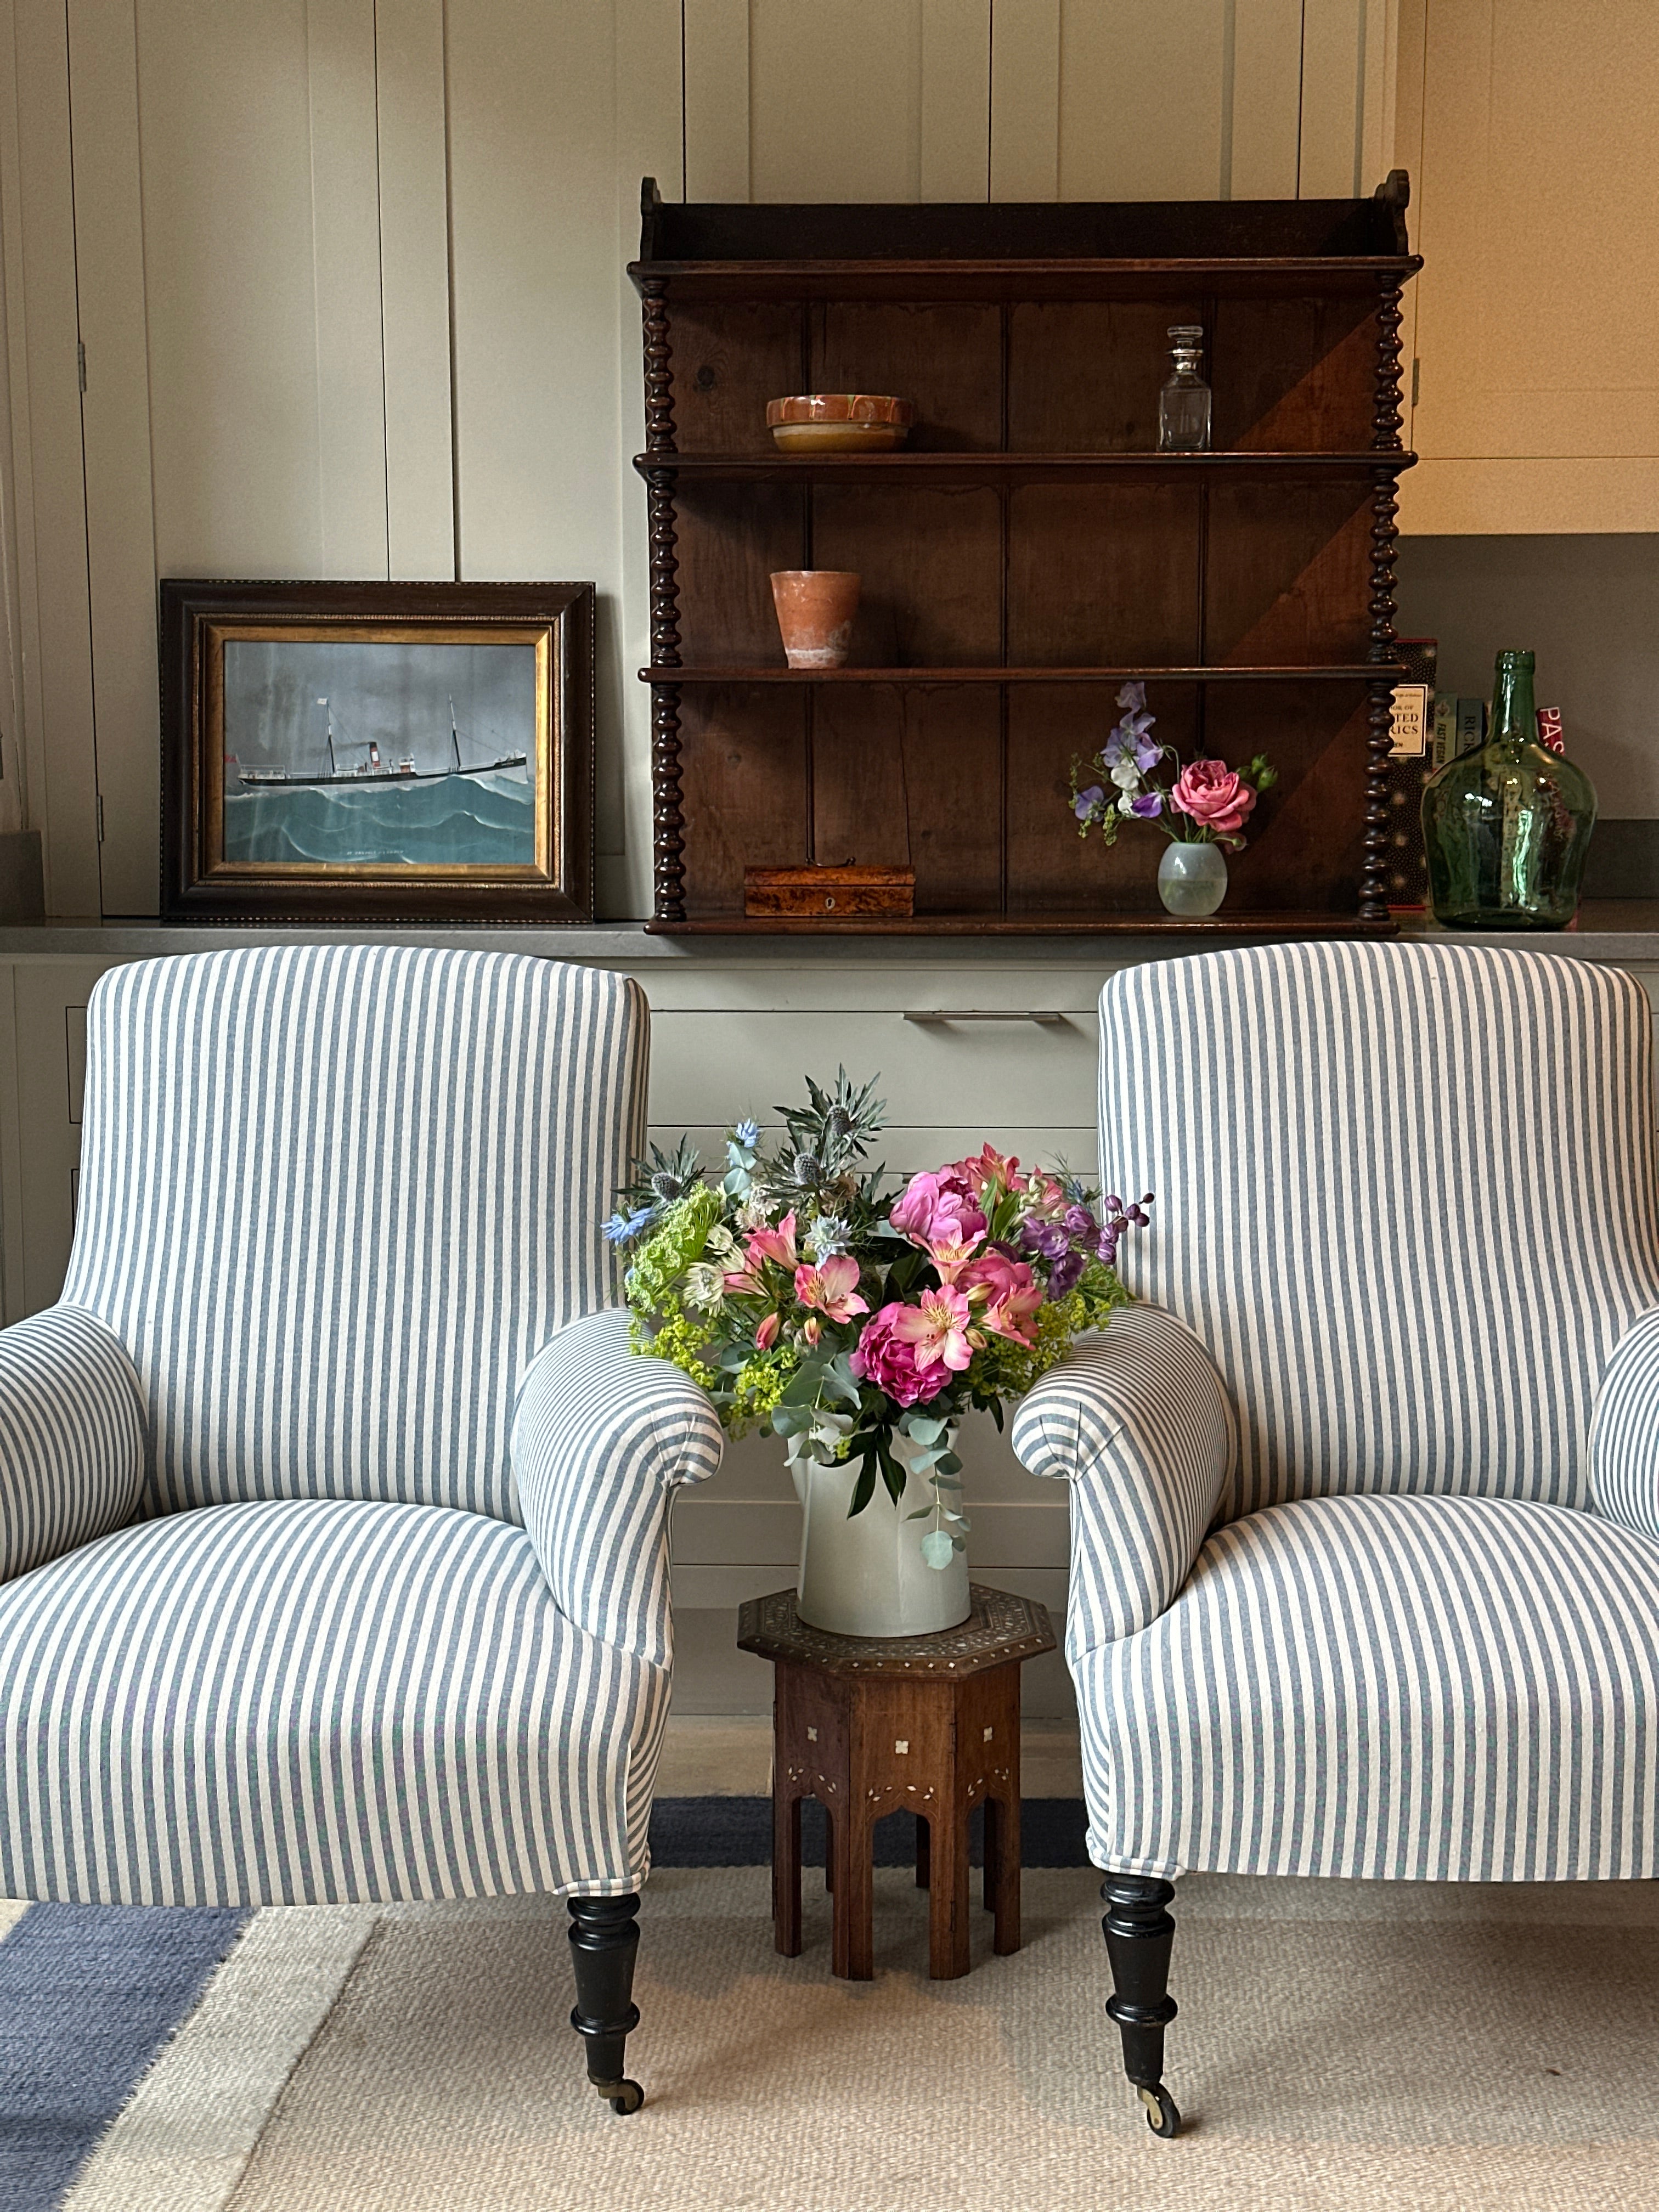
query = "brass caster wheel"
(1137, 2083, 1181, 2138)
(603, 2079, 645, 2116)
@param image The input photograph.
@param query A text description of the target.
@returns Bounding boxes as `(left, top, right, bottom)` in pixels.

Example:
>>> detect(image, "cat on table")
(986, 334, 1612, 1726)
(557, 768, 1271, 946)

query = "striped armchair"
(0, 946, 720, 2114)
(1014, 942, 1659, 2137)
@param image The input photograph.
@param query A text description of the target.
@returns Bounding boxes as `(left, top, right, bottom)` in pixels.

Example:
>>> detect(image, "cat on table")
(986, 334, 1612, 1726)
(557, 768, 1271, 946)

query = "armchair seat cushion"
(1079, 1492, 1659, 1886)
(0, 1496, 665, 1906)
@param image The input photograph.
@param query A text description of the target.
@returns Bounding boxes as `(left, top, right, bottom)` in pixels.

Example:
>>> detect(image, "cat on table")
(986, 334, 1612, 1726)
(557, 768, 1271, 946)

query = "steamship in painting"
(221, 639, 536, 868)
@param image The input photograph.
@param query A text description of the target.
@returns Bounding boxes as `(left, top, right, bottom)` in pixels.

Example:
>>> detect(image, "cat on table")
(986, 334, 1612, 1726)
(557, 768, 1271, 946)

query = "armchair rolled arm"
(0, 1305, 145, 1583)
(1011, 1302, 1234, 1657)
(1590, 1305, 1659, 1538)
(512, 1307, 723, 1666)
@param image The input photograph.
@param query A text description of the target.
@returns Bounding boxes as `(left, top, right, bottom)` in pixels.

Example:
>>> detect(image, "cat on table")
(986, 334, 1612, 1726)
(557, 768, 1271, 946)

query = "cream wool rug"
(52, 1866, 1659, 2212)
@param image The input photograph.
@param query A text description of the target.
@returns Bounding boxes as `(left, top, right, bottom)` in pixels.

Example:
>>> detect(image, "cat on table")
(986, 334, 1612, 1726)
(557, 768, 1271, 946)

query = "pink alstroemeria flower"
(961, 1250, 1043, 1346)
(755, 1311, 781, 1350)
(724, 1209, 800, 1297)
(924, 1231, 985, 1283)
(794, 1255, 869, 1324)
(953, 1143, 1023, 1198)
(892, 1285, 975, 1374)
(745, 1211, 799, 1268)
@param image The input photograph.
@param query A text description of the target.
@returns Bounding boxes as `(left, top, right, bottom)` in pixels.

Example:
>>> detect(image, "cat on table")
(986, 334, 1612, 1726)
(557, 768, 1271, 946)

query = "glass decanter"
(1421, 649, 1597, 929)
(1158, 325, 1211, 452)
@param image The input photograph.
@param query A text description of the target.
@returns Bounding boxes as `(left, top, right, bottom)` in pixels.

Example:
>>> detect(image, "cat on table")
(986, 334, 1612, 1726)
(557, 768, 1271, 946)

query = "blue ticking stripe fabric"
(1098, 943, 1659, 1521)
(61, 946, 649, 1522)
(1590, 1305, 1659, 1541)
(1079, 1494, 1659, 1883)
(0, 1308, 143, 1583)
(1012, 1304, 1235, 1650)
(1056, 943, 1659, 1886)
(515, 1308, 725, 1673)
(0, 1496, 664, 1904)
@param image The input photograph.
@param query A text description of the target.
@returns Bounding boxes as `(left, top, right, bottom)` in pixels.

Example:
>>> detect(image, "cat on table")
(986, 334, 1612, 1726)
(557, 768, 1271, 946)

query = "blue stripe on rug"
(0, 1904, 250, 2211)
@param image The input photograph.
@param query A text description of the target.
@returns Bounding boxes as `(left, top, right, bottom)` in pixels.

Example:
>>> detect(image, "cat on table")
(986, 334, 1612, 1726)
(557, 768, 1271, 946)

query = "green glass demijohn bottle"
(1422, 650, 1597, 929)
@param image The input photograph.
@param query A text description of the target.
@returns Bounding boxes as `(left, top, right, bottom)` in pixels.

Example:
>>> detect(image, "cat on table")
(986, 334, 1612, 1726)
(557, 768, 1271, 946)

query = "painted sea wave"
(224, 769, 534, 866)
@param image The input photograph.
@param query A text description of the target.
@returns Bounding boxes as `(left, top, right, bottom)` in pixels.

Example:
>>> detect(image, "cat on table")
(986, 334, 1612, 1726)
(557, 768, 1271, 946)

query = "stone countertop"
(1, 903, 1657, 964)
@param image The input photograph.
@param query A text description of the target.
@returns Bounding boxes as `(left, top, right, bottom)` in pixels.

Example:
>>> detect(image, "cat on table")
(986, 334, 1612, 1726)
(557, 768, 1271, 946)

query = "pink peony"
(890, 1171, 986, 1251)
(961, 1250, 1043, 1345)
(794, 1255, 868, 1324)
(1171, 759, 1256, 843)
(851, 1301, 955, 1408)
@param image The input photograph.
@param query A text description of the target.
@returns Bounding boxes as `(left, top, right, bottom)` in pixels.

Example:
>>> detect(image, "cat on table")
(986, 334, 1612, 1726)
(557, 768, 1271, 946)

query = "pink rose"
(1171, 759, 1256, 843)
(851, 1301, 954, 1408)
(889, 1171, 986, 1251)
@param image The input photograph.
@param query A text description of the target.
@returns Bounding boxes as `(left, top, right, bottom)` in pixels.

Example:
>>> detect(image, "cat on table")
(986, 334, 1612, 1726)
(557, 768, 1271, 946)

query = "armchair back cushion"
(61, 946, 647, 1520)
(1099, 942, 1659, 1522)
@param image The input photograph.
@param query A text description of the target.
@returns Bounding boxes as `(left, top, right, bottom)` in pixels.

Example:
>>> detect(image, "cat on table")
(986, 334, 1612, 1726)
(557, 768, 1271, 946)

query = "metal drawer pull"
(902, 1009, 1066, 1025)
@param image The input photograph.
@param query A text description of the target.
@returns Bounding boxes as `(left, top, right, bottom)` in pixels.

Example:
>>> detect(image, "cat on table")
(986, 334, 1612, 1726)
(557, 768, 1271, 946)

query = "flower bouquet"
(606, 1073, 1148, 1625)
(1069, 683, 1276, 916)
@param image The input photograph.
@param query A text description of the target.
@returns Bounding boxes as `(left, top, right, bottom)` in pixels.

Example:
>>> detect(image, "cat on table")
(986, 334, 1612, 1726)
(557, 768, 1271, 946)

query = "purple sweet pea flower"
(1115, 681, 1148, 714)
(1128, 791, 1163, 818)
(1063, 1204, 1098, 1239)
(1073, 783, 1106, 821)
(1020, 1218, 1070, 1262)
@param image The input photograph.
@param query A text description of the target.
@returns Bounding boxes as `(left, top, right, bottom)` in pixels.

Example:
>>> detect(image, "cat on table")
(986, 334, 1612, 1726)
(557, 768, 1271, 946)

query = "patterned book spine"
(1385, 638, 1438, 910)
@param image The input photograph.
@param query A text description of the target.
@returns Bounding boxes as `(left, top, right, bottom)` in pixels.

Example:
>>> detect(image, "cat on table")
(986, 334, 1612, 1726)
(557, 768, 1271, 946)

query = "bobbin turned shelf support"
(641, 274, 686, 926)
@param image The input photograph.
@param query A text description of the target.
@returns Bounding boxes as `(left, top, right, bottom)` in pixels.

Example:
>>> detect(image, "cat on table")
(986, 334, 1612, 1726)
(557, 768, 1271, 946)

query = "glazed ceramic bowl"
(765, 393, 915, 453)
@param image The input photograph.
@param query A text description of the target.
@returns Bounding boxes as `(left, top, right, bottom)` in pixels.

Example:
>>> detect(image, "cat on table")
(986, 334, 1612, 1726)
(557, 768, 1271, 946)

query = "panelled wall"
(0, 0, 1397, 923)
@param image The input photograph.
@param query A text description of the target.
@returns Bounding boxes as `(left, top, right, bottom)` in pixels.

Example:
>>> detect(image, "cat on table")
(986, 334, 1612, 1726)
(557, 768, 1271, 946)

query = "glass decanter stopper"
(1159, 325, 1211, 452)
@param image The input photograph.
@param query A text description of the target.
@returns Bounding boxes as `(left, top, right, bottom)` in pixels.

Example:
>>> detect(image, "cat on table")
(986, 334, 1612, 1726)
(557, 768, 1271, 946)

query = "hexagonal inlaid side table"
(736, 1585, 1057, 1982)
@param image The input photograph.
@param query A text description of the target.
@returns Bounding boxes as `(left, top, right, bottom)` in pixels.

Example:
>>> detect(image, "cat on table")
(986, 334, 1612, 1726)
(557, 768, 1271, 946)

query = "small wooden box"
(743, 865, 915, 919)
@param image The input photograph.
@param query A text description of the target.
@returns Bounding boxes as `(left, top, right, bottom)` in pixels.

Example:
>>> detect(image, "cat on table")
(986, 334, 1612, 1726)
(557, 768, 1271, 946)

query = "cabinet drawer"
(647, 1007, 1098, 1132)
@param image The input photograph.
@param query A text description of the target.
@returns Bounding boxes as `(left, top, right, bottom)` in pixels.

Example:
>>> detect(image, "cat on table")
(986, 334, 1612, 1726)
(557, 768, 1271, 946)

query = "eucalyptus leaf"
(934, 1452, 963, 1478)
(930, 1474, 963, 1491)
(905, 1417, 946, 1446)
(848, 1455, 878, 1518)
(919, 1530, 956, 1571)
(780, 1363, 827, 1408)
(771, 1406, 809, 1436)
(905, 1506, 934, 1521)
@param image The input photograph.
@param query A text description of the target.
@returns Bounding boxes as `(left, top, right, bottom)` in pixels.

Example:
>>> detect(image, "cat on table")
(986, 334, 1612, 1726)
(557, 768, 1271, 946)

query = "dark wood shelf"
(636, 450, 1417, 483)
(645, 911, 1400, 938)
(635, 174, 1418, 933)
(629, 259, 1418, 304)
(641, 664, 1404, 686)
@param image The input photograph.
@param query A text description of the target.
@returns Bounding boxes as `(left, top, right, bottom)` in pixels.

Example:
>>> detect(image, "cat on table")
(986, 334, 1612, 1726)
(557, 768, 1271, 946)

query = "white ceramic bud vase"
(790, 1431, 970, 1638)
(1156, 839, 1228, 916)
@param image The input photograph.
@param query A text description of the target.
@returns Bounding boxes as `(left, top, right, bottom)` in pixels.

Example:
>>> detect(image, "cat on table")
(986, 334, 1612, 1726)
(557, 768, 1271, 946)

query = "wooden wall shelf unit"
(630, 177, 1420, 938)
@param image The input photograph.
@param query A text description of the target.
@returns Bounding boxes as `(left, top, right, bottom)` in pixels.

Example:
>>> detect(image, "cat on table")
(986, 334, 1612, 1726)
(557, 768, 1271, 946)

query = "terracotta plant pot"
(770, 570, 861, 670)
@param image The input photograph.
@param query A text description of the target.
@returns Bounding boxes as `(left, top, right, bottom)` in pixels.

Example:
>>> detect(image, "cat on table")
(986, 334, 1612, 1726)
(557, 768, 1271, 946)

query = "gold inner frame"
(198, 619, 558, 881)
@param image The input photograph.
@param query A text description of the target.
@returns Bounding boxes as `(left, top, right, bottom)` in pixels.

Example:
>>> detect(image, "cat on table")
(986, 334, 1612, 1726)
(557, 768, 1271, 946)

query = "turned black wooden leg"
(568, 1894, 644, 2115)
(1101, 1875, 1181, 2138)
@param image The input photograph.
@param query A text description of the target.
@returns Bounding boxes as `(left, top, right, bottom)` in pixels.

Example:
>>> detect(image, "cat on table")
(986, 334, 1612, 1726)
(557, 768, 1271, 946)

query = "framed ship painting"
(161, 581, 594, 921)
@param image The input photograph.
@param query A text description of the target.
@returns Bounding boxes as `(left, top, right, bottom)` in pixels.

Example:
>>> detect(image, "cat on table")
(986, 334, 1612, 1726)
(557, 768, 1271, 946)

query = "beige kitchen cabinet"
(1398, 0, 1659, 534)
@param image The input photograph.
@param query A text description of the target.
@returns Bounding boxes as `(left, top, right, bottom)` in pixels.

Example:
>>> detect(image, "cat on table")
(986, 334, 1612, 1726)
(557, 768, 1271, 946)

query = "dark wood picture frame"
(161, 580, 595, 923)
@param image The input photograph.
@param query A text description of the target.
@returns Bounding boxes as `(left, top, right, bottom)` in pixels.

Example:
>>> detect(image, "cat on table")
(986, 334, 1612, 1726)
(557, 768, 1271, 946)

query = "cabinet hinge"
(95, 794, 104, 844)
(76, 340, 86, 395)
(1411, 358, 1420, 409)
